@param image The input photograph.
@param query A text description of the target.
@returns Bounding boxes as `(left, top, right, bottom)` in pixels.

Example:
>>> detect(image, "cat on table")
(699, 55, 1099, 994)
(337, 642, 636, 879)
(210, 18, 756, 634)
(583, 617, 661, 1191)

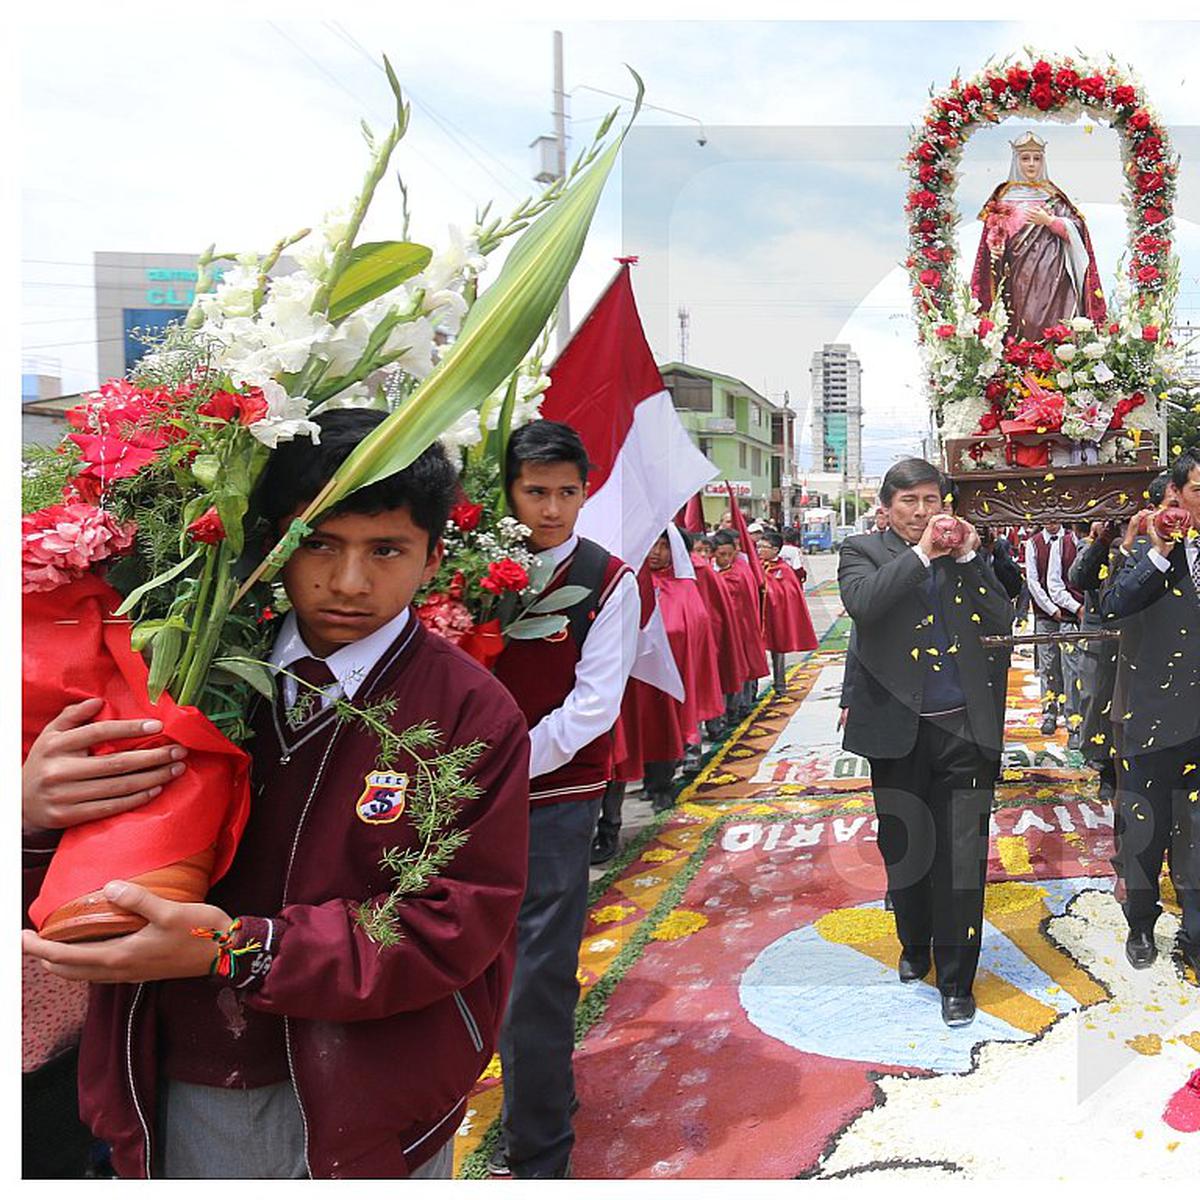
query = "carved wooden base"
(948, 464, 1161, 526)
(37, 845, 217, 943)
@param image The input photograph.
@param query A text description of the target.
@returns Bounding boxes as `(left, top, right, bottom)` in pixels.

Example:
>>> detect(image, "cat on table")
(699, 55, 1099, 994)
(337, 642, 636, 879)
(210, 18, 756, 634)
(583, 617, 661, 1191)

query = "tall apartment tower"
(809, 343, 863, 478)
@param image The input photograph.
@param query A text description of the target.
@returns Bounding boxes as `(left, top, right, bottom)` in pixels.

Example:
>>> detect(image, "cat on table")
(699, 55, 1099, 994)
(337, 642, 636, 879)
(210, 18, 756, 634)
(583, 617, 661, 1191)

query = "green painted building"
(659, 362, 793, 525)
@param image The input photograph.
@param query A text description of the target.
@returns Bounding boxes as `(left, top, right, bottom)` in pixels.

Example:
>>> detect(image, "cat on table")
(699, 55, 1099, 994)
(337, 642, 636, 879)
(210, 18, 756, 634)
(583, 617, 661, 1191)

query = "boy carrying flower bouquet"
(22, 410, 531, 1179)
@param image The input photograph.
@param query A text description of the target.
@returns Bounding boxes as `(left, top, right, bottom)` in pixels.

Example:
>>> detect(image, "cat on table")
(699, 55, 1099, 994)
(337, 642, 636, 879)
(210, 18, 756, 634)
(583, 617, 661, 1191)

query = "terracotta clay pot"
(36, 845, 217, 943)
(931, 515, 966, 549)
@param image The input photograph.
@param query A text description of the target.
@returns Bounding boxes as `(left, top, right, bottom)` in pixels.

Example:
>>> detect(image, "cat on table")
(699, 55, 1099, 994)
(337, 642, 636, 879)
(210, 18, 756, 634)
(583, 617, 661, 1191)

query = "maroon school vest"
(493, 540, 629, 807)
(1032, 530, 1083, 617)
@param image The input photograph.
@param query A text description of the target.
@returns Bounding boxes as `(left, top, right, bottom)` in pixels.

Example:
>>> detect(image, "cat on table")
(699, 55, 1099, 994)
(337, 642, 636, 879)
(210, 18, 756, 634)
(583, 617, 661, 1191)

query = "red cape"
(762, 557, 819, 653)
(714, 558, 768, 684)
(690, 553, 746, 694)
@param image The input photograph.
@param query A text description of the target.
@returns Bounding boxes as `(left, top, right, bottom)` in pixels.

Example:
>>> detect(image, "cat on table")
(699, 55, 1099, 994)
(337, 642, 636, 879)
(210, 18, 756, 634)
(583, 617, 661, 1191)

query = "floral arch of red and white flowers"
(905, 52, 1181, 471)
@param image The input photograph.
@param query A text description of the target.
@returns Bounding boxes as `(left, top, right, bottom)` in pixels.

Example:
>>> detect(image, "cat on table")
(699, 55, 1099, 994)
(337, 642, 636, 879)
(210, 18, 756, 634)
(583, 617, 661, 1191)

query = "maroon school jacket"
(70, 614, 530, 1178)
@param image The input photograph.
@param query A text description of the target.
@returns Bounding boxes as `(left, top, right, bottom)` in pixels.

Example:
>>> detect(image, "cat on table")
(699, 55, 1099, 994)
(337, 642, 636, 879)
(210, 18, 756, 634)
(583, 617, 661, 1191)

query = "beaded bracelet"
(190, 918, 263, 981)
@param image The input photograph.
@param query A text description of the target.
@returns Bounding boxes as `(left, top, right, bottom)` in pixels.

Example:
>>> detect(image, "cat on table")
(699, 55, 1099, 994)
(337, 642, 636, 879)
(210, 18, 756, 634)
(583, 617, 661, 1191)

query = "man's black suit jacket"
(1099, 538, 1200, 754)
(838, 528, 1013, 769)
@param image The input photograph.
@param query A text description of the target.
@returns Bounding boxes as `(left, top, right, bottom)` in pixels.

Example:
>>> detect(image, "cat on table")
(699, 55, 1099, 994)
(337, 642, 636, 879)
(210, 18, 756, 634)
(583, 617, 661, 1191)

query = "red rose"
(198, 391, 239, 422)
(978, 318, 995, 338)
(985, 377, 1007, 402)
(1108, 322, 1120, 335)
(1128, 109, 1152, 131)
(1006, 66, 1030, 91)
(918, 268, 942, 289)
(917, 141, 937, 161)
(1142, 325, 1160, 342)
(961, 84, 983, 104)
(450, 500, 484, 532)
(480, 557, 530, 595)
(1136, 233, 1169, 255)
(1138, 171, 1165, 194)
(1031, 83, 1055, 111)
(1138, 136, 1163, 161)
(935, 324, 955, 340)
(1135, 265, 1161, 285)
(1032, 348, 1056, 373)
(198, 387, 269, 425)
(988, 75, 1008, 97)
(978, 411, 1000, 432)
(908, 188, 939, 211)
(916, 219, 937, 233)
(1032, 60, 1052, 84)
(1041, 324, 1071, 343)
(1005, 344, 1030, 366)
(1055, 68, 1079, 91)
(918, 163, 936, 183)
(933, 120, 952, 138)
(1079, 74, 1106, 100)
(923, 246, 944, 263)
(237, 387, 269, 425)
(67, 432, 159, 489)
(187, 507, 226, 544)
(1112, 84, 1136, 108)
(1143, 207, 1166, 225)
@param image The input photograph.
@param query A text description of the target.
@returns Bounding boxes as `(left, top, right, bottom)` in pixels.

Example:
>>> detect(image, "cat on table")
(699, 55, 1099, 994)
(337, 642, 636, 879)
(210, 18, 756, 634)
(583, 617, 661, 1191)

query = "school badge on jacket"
(356, 771, 409, 825)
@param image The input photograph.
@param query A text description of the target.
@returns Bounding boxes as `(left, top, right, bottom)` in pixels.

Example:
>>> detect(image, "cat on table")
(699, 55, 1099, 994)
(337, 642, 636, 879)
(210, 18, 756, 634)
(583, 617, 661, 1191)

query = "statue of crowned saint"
(970, 131, 1107, 343)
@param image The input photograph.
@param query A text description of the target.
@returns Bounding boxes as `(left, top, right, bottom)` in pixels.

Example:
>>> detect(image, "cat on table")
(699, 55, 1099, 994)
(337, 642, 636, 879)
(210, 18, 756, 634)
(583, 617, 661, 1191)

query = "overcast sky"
(16, 12, 1200, 475)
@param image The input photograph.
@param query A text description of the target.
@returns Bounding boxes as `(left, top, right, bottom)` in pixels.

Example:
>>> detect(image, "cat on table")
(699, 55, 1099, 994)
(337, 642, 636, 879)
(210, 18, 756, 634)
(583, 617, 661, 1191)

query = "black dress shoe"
(941, 993, 976, 1027)
(590, 831, 618, 866)
(1125, 929, 1157, 969)
(651, 790, 675, 814)
(898, 951, 931, 983)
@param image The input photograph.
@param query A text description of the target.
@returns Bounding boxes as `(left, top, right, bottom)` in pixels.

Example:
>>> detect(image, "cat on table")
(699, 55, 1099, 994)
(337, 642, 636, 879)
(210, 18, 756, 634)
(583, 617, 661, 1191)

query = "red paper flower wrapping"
(24, 574, 252, 932)
(1013, 381, 1065, 431)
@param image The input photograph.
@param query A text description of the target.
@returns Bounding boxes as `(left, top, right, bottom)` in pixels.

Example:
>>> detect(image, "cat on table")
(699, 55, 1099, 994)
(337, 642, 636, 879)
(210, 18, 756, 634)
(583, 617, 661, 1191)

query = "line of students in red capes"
(593, 522, 817, 863)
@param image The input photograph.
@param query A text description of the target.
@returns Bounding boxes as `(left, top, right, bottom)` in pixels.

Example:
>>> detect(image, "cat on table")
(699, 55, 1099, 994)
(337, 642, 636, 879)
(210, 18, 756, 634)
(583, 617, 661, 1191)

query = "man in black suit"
(839, 458, 1013, 1026)
(1099, 449, 1200, 980)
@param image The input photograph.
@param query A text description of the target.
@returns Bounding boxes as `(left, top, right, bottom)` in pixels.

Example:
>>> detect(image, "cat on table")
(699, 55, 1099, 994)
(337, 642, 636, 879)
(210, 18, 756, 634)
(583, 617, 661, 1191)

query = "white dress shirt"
(1024, 532, 1080, 617)
(779, 543, 803, 569)
(1149, 540, 1199, 578)
(269, 607, 412, 708)
(527, 534, 641, 780)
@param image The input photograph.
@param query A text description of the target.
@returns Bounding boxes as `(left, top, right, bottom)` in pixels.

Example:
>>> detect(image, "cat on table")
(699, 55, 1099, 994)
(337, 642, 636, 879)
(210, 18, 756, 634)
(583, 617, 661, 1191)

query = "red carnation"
(935, 324, 955, 340)
(1128, 109, 1152, 132)
(918, 268, 942, 289)
(1005, 344, 1030, 366)
(1079, 74, 1106, 100)
(1142, 326, 1159, 342)
(450, 500, 484, 532)
(1135, 265, 1161, 285)
(1031, 83, 1055, 111)
(1143, 207, 1166, 225)
(480, 557, 530, 595)
(1006, 66, 1030, 91)
(1055, 68, 1079, 91)
(1112, 84, 1137, 108)
(1031, 348, 1056, 373)
(187, 507, 227, 544)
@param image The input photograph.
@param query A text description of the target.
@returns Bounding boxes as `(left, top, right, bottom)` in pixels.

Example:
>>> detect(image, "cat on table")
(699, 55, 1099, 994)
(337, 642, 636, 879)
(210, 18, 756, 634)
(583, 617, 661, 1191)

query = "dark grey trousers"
(499, 796, 602, 1178)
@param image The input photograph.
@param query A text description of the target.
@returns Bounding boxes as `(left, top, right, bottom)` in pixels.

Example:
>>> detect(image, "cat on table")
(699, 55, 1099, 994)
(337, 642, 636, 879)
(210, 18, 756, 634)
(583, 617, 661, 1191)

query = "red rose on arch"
(917, 141, 937, 161)
(187, 507, 227, 544)
(1031, 60, 1052, 84)
(908, 188, 939, 211)
(1138, 136, 1163, 161)
(987, 75, 1008, 97)
(1112, 84, 1137, 108)
(1055, 68, 1079, 91)
(961, 84, 983, 104)
(1143, 208, 1166, 226)
(480, 557, 530, 595)
(918, 268, 942, 289)
(923, 246, 945, 263)
(1128, 109, 1152, 132)
(1135, 265, 1161, 285)
(1079, 75, 1106, 100)
(918, 163, 936, 183)
(1006, 66, 1031, 91)
(1031, 83, 1055, 111)
(916, 219, 937, 234)
(449, 500, 484, 532)
(1138, 171, 1165, 194)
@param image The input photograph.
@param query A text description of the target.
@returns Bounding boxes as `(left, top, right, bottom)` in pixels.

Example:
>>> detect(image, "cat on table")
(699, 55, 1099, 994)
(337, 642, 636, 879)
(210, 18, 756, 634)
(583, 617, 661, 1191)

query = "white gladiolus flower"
(384, 316, 435, 380)
(438, 407, 485, 456)
(248, 380, 321, 448)
(423, 288, 469, 335)
(1055, 343, 1078, 362)
(1091, 360, 1115, 385)
(1070, 316, 1094, 332)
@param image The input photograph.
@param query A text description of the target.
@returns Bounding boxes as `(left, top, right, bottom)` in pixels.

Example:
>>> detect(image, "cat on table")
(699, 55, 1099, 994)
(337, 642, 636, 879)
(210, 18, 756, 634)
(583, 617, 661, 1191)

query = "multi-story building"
(809, 343, 863, 481)
(660, 361, 789, 525)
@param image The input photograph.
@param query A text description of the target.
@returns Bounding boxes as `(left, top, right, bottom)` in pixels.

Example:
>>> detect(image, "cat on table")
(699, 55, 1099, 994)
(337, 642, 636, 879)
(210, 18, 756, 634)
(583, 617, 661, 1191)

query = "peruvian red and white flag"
(541, 260, 717, 698)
